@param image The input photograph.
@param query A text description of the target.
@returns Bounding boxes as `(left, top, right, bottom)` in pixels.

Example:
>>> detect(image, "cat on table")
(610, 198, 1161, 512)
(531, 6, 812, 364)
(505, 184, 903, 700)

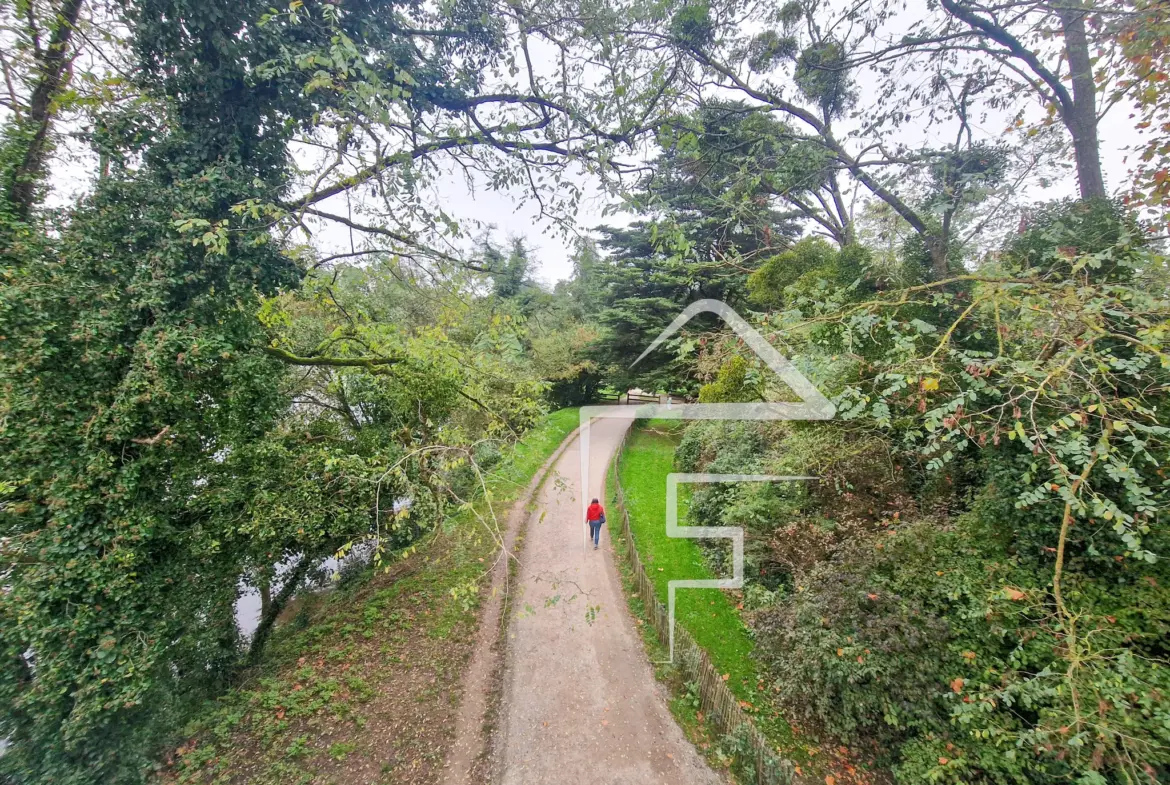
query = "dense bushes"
(685, 417, 1170, 782)
(672, 199, 1170, 783)
(755, 522, 967, 747)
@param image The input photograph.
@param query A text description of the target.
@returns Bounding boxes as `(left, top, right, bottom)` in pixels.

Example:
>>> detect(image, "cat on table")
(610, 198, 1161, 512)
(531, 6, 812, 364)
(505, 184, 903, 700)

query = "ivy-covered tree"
(0, 0, 612, 779)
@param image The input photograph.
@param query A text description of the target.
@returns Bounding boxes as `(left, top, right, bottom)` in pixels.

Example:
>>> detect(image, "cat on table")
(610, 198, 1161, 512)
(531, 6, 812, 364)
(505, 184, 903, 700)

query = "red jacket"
(586, 502, 605, 522)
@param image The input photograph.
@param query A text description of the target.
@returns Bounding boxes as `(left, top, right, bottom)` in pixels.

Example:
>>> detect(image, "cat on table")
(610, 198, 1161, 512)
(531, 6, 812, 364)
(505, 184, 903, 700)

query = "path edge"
(440, 423, 584, 785)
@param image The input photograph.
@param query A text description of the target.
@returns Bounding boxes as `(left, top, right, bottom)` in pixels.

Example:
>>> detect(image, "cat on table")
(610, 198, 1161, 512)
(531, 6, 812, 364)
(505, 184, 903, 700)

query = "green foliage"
(1008, 198, 1141, 281)
(756, 523, 977, 746)
(669, 2, 714, 47)
(747, 238, 871, 307)
(698, 356, 761, 402)
(0, 0, 567, 778)
(746, 198, 1170, 782)
(793, 40, 855, 118)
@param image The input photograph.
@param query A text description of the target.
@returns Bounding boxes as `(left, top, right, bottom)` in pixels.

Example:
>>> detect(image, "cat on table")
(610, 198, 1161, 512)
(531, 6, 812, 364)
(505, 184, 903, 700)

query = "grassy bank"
(613, 421, 806, 765)
(161, 408, 580, 785)
(606, 440, 730, 775)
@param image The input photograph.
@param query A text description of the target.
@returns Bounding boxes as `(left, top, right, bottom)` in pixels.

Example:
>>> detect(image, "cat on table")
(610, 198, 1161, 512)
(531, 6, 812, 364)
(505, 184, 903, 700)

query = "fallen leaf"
(601, 719, 608, 726)
(721, 673, 729, 681)
(1004, 587, 1027, 601)
(825, 776, 836, 785)
(666, 753, 674, 759)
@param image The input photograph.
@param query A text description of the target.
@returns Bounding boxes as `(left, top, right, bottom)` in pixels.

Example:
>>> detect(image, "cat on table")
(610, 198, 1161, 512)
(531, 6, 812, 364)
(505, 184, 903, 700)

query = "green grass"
(482, 407, 579, 501)
(616, 420, 800, 756)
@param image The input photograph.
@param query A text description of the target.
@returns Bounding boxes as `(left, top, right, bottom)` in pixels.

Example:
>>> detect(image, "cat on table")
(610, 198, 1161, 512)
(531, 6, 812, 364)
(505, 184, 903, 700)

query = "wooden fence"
(593, 391, 686, 405)
(611, 425, 796, 785)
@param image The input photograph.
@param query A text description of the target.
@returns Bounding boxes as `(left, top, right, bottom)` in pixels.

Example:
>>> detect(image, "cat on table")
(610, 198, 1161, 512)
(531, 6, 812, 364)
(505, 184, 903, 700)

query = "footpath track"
(492, 418, 722, 785)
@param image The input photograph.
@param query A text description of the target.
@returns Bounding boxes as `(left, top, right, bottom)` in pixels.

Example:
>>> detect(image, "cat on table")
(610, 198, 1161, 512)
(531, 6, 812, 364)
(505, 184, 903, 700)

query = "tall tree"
(618, 0, 1086, 277)
(931, 0, 1108, 199)
(0, 0, 87, 218)
(587, 115, 805, 390)
(0, 0, 639, 779)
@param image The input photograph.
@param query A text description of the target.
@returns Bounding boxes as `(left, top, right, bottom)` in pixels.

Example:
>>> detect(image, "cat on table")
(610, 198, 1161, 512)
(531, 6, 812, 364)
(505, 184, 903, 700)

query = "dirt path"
(442, 425, 583, 785)
(491, 418, 722, 785)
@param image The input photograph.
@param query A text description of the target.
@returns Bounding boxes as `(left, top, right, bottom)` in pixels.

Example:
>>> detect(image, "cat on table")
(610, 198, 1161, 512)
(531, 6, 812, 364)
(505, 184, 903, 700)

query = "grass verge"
(159, 408, 580, 785)
(614, 421, 814, 772)
(605, 448, 732, 777)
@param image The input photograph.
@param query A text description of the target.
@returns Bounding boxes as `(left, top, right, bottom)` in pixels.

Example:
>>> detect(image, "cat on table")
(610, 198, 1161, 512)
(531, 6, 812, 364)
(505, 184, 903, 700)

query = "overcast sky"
(32, 0, 1147, 286)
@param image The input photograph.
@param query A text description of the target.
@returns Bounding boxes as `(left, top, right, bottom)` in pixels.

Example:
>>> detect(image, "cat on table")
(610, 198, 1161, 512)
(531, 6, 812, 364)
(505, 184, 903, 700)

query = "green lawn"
(615, 420, 799, 753)
(484, 407, 579, 501)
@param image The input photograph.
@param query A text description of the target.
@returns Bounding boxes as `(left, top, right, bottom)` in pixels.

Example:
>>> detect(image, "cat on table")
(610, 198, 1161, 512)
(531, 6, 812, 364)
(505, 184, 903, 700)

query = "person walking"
(585, 497, 606, 550)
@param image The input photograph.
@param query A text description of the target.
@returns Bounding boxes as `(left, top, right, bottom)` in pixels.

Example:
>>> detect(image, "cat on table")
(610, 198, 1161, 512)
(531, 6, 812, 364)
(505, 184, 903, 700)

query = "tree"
(0, 0, 606, 778)
(615, 0, 1086, 278)
(932, 0, 1108, 199)
(0, 0, 87, 219)
(584, 108, 806, 390)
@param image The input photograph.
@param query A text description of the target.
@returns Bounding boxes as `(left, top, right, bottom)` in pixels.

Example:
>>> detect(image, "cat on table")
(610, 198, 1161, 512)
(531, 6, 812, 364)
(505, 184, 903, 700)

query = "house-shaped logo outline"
(576, 299, 835, 662)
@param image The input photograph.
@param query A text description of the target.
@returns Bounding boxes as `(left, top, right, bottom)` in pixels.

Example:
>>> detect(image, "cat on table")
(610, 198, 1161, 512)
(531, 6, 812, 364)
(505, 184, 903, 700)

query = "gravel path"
(494, 417, 723, 785)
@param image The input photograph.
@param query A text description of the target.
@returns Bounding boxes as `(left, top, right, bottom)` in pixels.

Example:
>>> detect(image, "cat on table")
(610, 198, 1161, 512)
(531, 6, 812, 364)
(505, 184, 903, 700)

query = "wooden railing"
(611, 425, 796, 785)
(593, 391, 686, 405)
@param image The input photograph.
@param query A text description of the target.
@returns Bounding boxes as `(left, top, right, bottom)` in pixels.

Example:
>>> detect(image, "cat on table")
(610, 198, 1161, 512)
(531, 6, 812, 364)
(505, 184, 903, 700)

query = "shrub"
(756, 488, 1170, 783)
(755, 521, 978, 748)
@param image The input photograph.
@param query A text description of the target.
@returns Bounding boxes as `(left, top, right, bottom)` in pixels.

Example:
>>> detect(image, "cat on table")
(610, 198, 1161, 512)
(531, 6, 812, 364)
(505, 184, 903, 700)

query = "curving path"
(493, 417, 722, 785)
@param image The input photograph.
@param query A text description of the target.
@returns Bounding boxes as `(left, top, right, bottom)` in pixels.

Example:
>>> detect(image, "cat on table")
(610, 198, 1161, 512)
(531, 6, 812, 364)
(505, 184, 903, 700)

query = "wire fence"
(611, 425, 796, 785)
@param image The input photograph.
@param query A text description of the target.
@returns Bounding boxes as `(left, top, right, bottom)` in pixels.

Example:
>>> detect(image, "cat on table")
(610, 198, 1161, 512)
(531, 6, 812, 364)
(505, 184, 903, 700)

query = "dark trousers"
(588, 519, 602, 546)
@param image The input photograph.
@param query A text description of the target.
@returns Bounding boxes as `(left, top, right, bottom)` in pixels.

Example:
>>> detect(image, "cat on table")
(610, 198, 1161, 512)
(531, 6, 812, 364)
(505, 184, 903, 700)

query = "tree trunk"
(1058, 4, 1107, 200)
(258, 578, 272, 622)
(246, 556, 310, 666)
(926, 233, 950, 281)
(4, 0, 85, 218)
